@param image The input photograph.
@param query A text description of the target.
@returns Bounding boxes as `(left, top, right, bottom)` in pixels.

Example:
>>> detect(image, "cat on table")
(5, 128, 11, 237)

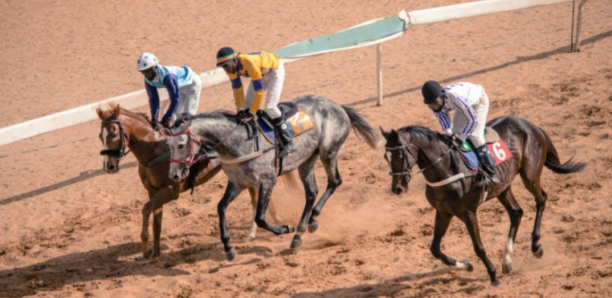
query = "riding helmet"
(216, 47, 236, 67)
(136, 52, 159, 71)
(422, 80, 443, 104)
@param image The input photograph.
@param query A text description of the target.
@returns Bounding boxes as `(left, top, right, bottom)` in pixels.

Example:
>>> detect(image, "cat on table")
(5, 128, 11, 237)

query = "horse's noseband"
(100, 119, 131, 160)
(169, 128, 206, 167)
(384, 137, 417, 186)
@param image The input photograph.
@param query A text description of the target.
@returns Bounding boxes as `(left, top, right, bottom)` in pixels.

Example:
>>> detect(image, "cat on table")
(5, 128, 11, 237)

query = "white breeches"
(245, 62, 285, 119)
(173, 74, 202, 120)
(452, 91, 490, 148)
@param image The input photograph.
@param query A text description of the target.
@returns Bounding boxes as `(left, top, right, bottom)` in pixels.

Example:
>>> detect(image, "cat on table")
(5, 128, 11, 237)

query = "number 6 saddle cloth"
(256, 102, 314, 144)
(456, 127, 512, 171)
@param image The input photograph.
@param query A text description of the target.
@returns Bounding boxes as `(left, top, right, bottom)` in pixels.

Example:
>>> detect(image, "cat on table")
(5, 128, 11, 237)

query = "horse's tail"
(542, 129, 587, 174)
(342, 105, 380, 149)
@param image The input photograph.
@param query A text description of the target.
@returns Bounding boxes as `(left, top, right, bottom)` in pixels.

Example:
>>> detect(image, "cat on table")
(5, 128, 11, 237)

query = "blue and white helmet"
(136, 52, 159, 71)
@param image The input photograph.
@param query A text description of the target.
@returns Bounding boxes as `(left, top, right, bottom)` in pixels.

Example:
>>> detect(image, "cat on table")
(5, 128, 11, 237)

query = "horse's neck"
(415, 139, 455, 183)
(192, 118, 246, 157)
(122, 116, 168, 163)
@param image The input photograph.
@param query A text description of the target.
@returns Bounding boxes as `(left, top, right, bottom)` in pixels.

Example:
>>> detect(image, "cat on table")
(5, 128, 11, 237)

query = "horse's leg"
(217, 181, 246, 261)
(291, 154, 320, 248)
(496, 187, 524, 274)
(519, 170, 546, 258)
(140, 200, 153, 259)
(246, 187, 258, 241)
(151, 189, 179, 258)
(254, 181, 295, 236)
(308, 155, 342, 233)
(430, 211, 473, 272)
(140, 187, 177, 259)
(462, 210, 499, 286)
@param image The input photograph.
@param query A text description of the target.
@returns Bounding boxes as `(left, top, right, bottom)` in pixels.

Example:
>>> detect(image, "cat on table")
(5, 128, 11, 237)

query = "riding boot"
(476, 144, 500, 185)
(198, 144, 218, 159)
(272, 115, 296, 158)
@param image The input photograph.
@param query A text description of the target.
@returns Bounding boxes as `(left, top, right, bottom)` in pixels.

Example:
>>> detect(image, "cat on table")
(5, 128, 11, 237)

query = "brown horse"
(96, 104, 275, 259)
(381, 116, 586, 286)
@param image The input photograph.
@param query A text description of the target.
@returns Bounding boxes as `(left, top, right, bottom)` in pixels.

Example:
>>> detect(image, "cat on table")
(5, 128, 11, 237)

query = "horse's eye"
(178, 144, 185, 150)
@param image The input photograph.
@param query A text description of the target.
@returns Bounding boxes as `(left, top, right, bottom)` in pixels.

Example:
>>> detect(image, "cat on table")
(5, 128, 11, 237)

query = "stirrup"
(278, 143, 296, 158)
(475, 173, 488, 187)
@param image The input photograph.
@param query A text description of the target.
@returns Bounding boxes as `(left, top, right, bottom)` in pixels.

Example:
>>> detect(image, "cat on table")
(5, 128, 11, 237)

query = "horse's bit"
(100, 119, 131, 161)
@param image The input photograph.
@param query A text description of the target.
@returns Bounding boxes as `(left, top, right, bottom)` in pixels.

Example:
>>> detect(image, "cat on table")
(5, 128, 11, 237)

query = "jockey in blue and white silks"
(422, 80, 500, 185)
(136, 52, 202, 127)
(431, 82, 488, 148)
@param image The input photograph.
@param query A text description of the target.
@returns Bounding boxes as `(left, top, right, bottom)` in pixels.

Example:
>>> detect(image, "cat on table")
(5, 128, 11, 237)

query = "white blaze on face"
(102, 127, 109, 168)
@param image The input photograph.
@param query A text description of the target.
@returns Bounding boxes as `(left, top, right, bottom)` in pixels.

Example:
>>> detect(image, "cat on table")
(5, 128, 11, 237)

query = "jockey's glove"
(237, 109, 254, 124)
(450, 134, 463, 149)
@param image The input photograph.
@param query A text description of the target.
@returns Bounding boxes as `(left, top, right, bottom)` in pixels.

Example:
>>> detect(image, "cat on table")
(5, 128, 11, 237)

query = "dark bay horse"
(96, 104, 273, 259)
(168, 95, 380, 260)
(381, 115, 586, 286)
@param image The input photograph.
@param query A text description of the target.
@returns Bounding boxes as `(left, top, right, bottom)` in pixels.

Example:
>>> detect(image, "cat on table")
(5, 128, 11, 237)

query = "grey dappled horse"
(381, 116, 586, 286)
(168, 95, 379, 260)
(96, 105, 270, 260)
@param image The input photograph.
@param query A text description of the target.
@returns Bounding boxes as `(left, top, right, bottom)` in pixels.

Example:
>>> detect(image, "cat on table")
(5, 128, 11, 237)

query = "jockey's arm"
(161, 74, 180, 123)
(448, 93, 478, 140)
(242, 59, 265, 114)
(145, 81, 160, 122)
(229, 72, 246, 110)
(435, 111, 453, 136)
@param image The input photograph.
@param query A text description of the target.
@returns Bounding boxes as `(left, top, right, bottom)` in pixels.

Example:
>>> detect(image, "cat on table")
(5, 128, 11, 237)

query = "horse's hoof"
(226, 247, 237, 261)
(308, 221, 319, 233)
(463, 260, 474, 272)
(142, 248, 155, 260)
(491, 280, 501, 287)
(245, 234, 256, 241)
(533, 245, 544, 258)
(291, 236, 302, 249)
(502, 262, 513, 274)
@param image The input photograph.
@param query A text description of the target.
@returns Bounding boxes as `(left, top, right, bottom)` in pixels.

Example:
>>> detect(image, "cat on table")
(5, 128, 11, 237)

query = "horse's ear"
(112, 104, 121, 118)
(379, 126, 389, 139)
(96, 107, 104, 120)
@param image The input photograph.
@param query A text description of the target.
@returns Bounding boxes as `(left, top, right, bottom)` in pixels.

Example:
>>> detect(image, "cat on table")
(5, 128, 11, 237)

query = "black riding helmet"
(216, 47, 236, 67)
(422, 80, 443, 104)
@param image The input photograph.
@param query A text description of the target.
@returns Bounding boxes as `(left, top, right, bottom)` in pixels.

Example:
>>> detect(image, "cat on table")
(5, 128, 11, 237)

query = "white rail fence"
(0, 0, 588, 147)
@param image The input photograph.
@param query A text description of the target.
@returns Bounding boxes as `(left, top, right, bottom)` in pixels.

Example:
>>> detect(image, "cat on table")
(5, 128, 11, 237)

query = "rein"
(168, 128, 208, 167)
(385, 137, 451, 178)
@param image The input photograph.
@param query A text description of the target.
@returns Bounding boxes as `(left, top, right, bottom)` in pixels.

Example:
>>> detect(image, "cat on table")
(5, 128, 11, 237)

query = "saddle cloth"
(457, 127, 512, 170)
(256, 102, 314, 144)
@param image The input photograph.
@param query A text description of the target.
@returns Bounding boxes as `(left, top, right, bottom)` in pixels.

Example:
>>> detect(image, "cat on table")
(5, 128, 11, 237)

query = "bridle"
(100, 119, 131, 161)
(384, 136, 451, 181)
(168, 128, 207, 167)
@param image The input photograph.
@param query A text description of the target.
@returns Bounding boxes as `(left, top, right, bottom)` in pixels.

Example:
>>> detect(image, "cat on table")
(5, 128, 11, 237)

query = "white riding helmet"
(136, 52, 159, 71)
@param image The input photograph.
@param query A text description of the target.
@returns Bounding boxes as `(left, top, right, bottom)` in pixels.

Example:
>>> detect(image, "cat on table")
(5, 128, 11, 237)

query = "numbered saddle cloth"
(256, 102, 314, 144)
(456, 127, 512, 170)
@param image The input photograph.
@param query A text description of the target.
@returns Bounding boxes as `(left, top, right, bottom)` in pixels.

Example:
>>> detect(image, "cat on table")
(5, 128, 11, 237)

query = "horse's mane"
(191, 109, 236, 121)
(398, 126, 445, 144)
(104, 103, 154, 127)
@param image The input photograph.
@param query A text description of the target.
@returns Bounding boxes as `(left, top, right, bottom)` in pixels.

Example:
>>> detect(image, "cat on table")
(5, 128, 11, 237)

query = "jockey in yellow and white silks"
(422, 80, 500, 185)
(216, 47, 295, 158)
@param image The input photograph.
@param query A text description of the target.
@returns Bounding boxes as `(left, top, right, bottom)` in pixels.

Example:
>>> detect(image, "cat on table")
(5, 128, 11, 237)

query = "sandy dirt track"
(1, 0, 612, 297)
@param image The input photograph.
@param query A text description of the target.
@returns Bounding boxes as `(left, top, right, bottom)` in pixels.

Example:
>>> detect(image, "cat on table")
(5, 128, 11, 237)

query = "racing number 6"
(492, 142, 506, 160)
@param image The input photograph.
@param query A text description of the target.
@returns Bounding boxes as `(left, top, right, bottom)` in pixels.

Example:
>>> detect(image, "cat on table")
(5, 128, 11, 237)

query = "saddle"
(455, 127, 512, 170)
(255, 102, 314, 144)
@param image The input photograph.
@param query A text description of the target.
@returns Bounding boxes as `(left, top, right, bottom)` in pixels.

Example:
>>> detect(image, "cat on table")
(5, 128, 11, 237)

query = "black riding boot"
(199, 144, 218, 159)
(272, 116, 296, 158)
(476, 144, 500, 186)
